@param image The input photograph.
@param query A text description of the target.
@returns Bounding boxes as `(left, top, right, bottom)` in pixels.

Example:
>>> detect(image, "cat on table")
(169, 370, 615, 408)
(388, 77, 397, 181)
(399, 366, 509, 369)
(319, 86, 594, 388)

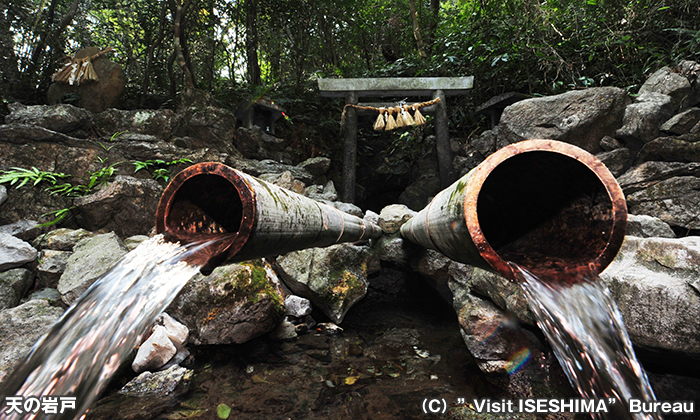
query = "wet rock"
(123, 235, 149, 251)
(26, 288, 63, 306)
(0, 268, 33, 310)
(636, 135, 700, 163)
(638, 66, 694, 110)
(626, 214, 675, 238)
(275, 243, 372, 324)
(378, 204, 416, 234)
(0, 220, 42, 242)
(57, 232, 128, 305)
(92, 108, 178, 139)
(298, 156, 331, 178)
(285, 295, 312, 318)
(498, 87, 630, 153)
(616, 92, 675, 143)
(595, 147, 631, 177)
(33, 228, 96, 251)
(5, 103, 92, 135)
(159, 313, 188, 348)
(601, 236, 700, 354)
(36, 249, 72, 289)
(132, 325, 177, 373)
(47, 47, 126, 113)
(86, 365, 193, 420)
(0, 232, 38, 271)
(74, 176, 163, 237)
(0, 300, 64, 383)
(316, 322, 343, 336)
(660, 108, 700, 135)
(269, 319, 298, 340)
(167, 260, 285, 345)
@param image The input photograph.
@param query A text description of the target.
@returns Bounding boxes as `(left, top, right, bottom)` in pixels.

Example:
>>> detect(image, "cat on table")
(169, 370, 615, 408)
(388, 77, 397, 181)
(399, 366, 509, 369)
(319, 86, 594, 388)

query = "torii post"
(318, 77, 474, 203)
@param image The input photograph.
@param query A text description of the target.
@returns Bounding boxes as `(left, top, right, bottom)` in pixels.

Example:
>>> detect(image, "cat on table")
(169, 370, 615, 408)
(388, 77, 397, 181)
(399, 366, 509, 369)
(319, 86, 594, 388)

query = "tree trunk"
(408, 0, 427, 58)
(174, 0, 195, 94)
(244, 0, 260, 85)
(141, 0, 168, 106)
(427, 0, 440, 54)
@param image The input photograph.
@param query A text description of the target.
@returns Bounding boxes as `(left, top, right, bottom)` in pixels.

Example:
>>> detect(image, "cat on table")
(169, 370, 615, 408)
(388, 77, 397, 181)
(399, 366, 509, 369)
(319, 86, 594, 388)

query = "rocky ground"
(2, 60, 700, 419)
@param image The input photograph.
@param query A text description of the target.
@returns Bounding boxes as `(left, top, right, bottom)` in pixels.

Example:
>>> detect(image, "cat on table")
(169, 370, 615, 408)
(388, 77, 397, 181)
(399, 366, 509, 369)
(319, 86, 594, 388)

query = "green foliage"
(0, 167, 70, 189)
(132, 158, 193, 183)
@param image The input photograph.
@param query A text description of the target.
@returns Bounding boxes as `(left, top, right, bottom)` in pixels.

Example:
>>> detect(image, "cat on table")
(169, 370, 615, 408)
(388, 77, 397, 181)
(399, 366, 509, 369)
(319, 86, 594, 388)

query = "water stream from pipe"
(0, 235, 218, 420)
(512, 264, 661, 420)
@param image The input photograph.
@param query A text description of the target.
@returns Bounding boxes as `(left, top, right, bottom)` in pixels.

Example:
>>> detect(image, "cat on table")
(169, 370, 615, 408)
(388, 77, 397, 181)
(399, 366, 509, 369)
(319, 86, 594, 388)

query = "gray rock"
(374, 233, 411, 267)
(409, 249, 454, 304)
(298, 156, 331, 178)
(92, 108, 179, 139)
(660, 108, 700, 135)
(0, 268, 33, 310)
(600, 236, 700, 354)
(0, 185, 6, 206)
(320, 200, 363, 218)
(453, 149, 484, 178)
(167, 260, 285, 345)
(626, 214, 675, 238)
(616, 92, 675, 143)
(378, 204, 416, 234)
(119, 365, 193, 397)
(275, 243, 372, 324)
(227, 156, 315, 185)
(398, 172, 441, 211)
(57, 232, 128, 305)
(36, 249, 72, 289)
(305, 180, 338, 202)
(600, 135, 624, 151)
(595, 147, 631, 177)
(123, 235, 149, 251)
(471, 129, 497, 156)
(638, 66, 694, 111)
(0, 300, 64, 383)
(5, 103, 92, 134)
(626, 175, 700, 230)
(132, 325, 177, 373)
(0, 220, 42, 242)
(677, 60, 700, 107)
(285, 295, 313, 318)
(636, 135, 700, 163)
(618, 161, 700, 194)
(498, 87, 630, 153)
(0, 232, 38, 271)
(27, 288, 63, 306)
(33, 228, 95, 251)
(269, 319, 298, 340)
(74, 176, 163, 237)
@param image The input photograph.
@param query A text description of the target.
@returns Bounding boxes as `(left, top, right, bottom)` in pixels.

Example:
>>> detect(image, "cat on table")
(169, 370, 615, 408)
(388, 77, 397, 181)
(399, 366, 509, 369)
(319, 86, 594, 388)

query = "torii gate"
(318, 77, 474, 203)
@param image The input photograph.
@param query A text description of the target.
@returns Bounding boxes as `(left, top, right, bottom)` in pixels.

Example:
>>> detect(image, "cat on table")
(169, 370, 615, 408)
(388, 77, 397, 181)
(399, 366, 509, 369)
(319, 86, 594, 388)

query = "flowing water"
(513, 264, 661, 420)
(0, 235, 217, 420)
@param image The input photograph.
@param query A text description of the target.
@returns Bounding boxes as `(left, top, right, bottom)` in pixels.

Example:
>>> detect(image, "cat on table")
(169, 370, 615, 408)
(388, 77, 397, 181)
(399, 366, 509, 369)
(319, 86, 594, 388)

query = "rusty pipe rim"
(463, 139, 628, 281)
(155, 162, 257, 264)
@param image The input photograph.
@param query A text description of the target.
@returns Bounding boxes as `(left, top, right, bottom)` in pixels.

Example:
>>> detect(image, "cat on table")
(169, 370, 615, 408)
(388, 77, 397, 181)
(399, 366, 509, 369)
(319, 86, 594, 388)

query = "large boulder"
(92, 109, 179, 140)
(0, 300, 64, 382)
(638, 65, 695, 111)
(600, 236, 700, 355)
(274, 243, 373, 324)
(167, 260, 285, 345)
(47, 47, 126, 113)
(616, 92, 675, 144)
(660, 108, 700, 135)
(498, 87, 630, 153)
(636, 134, 700, 163)
(5, 103, 92, 136)
(74, 176, 163, 237)
(57, 232, 128, 305)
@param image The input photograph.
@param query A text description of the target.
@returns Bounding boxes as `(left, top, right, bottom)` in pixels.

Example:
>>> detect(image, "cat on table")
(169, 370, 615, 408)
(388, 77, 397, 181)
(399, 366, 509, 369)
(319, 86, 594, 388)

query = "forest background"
(1, 0, 699, 173)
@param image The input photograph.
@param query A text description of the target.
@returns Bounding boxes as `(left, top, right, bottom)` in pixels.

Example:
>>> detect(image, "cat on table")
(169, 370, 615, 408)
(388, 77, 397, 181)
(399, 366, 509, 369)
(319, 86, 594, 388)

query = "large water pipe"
(155, 162, 382, 273)
(400, 139, 627, 282)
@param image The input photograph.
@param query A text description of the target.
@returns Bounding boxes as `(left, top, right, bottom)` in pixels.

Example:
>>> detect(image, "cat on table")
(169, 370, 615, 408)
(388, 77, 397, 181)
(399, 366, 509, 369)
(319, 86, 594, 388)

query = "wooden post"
(342, 91, 358, 203)
(433, 89, 452, 189)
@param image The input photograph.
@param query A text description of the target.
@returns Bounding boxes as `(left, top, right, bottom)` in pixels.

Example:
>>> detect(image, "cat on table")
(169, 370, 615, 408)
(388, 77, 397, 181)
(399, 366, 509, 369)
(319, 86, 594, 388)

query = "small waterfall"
(0, 235, 218, 420)
(513, 264, 661, 420)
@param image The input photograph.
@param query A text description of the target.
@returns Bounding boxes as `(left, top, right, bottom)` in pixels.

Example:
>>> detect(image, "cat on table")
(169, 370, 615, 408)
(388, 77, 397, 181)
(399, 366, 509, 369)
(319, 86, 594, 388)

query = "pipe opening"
(165, 174, 244, 237)
(476, 151, 614, 276)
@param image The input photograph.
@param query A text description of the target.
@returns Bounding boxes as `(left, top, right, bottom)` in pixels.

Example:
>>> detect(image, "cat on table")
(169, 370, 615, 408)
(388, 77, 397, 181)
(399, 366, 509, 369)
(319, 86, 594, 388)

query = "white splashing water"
(514, 265, 661, 420)
(0, 235, 213, 420)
